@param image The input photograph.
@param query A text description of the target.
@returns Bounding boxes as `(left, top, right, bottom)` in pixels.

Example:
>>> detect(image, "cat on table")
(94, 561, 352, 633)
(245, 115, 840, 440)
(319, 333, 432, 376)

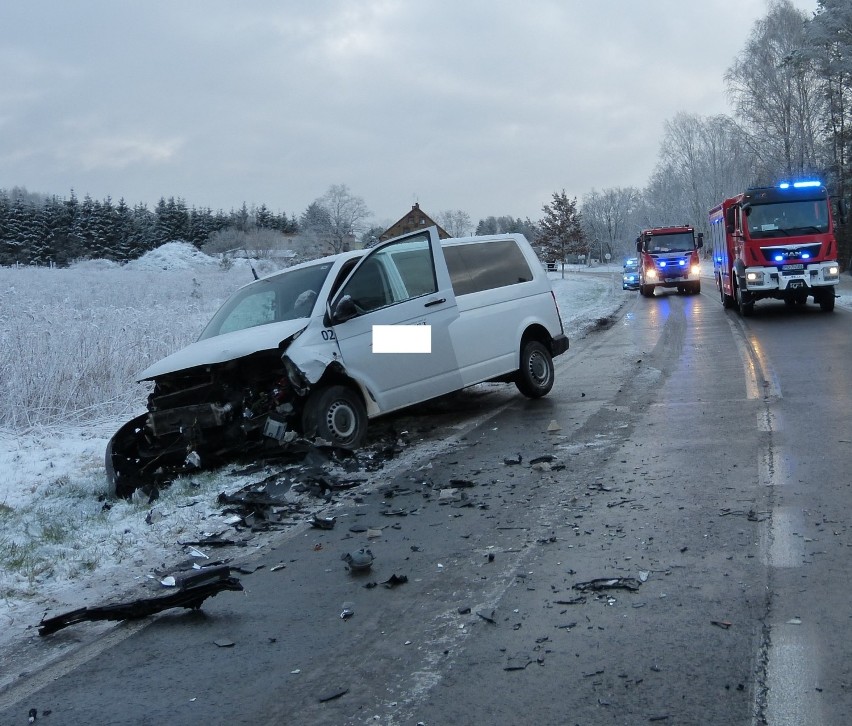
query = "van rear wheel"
(516, 340, 554, 398)
(301, 385, 367, 449)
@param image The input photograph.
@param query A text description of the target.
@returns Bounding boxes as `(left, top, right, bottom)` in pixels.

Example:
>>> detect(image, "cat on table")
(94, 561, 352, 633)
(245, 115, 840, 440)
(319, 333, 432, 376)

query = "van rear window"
(444, 239, 533, 295)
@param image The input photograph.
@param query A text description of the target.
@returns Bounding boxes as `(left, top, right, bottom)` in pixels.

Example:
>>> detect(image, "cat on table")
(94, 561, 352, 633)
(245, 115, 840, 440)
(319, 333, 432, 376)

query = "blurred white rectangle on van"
(372, 325, 431, 353)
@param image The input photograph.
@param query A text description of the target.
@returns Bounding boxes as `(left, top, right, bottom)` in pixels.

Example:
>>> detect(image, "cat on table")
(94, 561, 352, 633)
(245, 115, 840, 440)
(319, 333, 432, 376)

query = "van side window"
(444, 239, 533, 295)
(343, 233, 437, 312)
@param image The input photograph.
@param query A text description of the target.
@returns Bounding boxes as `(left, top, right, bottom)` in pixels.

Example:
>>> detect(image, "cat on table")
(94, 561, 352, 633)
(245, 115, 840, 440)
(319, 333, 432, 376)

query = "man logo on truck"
(709, 180, 839, 315)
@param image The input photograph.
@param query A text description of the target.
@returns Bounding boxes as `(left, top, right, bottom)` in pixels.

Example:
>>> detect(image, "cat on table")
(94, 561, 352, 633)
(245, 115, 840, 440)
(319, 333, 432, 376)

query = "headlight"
(746, 271, 764, 283)
(646, 269, 658, 281)
(827, 265, 839, 277)
(690, 265, 701, 276)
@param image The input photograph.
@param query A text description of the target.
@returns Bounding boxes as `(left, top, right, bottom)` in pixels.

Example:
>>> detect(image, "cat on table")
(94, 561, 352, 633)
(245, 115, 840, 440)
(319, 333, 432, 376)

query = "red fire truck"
(635, 225, 703, 297)
(709, 181, 839, 315)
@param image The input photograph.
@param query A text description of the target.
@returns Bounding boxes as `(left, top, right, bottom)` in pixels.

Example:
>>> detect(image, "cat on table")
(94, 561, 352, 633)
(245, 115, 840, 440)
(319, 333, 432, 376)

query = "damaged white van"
(106, 227, 568, 496)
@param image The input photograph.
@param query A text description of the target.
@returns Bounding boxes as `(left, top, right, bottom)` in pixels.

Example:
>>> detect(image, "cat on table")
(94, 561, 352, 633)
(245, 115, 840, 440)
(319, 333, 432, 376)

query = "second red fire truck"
(709, 181, 839, 315)
(635, 225, 704, 297)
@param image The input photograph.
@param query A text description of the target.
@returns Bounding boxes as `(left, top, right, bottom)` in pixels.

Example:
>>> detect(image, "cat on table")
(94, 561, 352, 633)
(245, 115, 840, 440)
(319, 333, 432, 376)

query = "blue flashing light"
(779, 179, 822, 189)
(678, 260, 685, 266)
(659, 261, 667, 267)
(802, 253, 810, 259)
(774, 255, 784, 262)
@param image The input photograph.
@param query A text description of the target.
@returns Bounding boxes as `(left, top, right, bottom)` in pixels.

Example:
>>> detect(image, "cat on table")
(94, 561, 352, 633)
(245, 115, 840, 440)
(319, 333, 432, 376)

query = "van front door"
(329, 228, 463, 413)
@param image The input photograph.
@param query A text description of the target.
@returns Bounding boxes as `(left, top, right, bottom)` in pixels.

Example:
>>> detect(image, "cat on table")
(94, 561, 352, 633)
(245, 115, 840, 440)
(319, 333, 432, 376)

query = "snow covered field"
(0, 245, 625, 664)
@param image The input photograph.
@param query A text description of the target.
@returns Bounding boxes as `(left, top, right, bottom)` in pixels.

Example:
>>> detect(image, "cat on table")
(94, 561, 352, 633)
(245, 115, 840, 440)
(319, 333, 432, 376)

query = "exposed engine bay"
(106, 350, 302, 498)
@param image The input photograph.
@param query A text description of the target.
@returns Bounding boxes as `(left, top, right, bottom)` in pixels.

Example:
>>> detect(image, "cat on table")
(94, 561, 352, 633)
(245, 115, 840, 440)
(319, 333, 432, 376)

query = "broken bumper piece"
(38, 565, 243, 636)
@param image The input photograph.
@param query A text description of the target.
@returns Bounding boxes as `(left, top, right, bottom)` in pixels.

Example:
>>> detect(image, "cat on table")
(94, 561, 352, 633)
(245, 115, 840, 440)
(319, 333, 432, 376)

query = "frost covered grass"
(0, 454, 246, 605)
(0, 248, 266, 431)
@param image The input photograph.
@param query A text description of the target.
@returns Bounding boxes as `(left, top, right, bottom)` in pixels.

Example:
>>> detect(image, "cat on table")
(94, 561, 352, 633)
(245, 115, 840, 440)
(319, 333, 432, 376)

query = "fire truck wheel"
(735, 280, 754, 317)
(719, 277, 735, 308)
(516, 340, 554, 398)
(818, 289, 836, 312)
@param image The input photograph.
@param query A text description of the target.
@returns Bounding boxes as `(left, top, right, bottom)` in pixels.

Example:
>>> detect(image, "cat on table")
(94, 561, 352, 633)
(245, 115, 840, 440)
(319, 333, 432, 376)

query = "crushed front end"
(106, 350, 302, 498)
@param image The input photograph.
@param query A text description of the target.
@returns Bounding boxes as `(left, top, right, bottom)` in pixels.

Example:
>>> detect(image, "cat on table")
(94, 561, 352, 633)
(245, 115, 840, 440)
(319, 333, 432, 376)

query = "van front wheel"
(301, 385, 367, 449)
(516, 340, 554, 398)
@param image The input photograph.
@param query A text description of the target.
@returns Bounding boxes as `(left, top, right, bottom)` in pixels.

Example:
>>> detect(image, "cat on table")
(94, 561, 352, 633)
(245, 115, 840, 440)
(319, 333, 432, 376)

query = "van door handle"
(424, 298, 446, 307)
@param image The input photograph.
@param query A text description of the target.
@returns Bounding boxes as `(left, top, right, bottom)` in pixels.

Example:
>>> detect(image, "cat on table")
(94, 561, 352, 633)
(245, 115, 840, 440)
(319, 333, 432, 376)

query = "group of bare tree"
(572, 0, 852, 266)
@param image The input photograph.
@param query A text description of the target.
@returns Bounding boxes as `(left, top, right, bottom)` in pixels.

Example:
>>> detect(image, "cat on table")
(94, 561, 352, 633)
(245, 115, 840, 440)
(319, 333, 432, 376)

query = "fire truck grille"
(760, 244, 821, 263)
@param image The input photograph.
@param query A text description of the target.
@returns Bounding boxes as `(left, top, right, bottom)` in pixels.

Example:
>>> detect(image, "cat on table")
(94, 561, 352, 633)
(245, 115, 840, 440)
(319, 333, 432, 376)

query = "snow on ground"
(0, 253, 624, 671)
(2, 249, 849, 672)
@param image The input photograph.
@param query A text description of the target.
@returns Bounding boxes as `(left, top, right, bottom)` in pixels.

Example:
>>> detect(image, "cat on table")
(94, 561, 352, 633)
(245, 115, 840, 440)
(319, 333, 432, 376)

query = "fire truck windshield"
(644, 232, 695, 253)
(745, 199, 829, 239)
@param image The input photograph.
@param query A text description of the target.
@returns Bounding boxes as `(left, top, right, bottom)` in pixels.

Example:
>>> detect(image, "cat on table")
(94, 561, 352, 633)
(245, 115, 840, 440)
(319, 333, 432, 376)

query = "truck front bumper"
(743, 261, 839, 292)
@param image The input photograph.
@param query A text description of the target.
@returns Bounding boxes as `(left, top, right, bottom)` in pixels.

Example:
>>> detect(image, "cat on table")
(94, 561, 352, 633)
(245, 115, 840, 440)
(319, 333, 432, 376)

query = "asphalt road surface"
(2, 282, 851, 726)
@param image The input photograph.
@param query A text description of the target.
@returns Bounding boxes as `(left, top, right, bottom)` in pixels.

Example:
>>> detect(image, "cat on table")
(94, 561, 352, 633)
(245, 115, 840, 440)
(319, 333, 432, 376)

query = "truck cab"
(709, 181, 839, 315)
(636, 226, 703, 297)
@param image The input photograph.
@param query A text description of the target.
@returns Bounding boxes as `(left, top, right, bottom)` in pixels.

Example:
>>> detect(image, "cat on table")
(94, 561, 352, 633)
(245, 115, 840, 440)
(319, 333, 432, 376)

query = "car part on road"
(342, 548, 374, 572)
(38, 566, 243, 636)
(572, 577, 642, 592)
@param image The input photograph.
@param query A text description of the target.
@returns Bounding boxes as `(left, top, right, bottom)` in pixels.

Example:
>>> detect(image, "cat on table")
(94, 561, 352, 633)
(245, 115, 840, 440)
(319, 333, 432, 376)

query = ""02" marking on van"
(321, 329, 336, 341)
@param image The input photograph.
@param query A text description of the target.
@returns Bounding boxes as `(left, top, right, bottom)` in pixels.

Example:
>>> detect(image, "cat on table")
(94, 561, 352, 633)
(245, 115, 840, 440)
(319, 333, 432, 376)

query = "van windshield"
(198, 262, 335, 340)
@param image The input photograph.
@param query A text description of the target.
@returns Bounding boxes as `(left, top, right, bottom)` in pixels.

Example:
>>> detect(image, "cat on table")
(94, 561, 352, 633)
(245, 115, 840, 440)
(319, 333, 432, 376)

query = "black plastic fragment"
(38, 566, 243, 636)
(572, 577, 642, 592)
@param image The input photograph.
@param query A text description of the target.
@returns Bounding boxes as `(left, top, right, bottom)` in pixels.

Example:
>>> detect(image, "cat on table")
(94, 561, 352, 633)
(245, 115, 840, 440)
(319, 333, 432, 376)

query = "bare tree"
(581, 187, 641, 262)
(316, 184, 370, 253)
(434, 209, 472, 237)
(805, 0, 852, 265)
(725, 0, 823, 181)
(645, 113, 753, 239)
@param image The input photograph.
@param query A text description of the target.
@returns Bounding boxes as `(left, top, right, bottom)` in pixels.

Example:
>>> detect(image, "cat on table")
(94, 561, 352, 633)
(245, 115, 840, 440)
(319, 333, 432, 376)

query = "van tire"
(301, 385, 367, 449)
(516, 340, 554, 398)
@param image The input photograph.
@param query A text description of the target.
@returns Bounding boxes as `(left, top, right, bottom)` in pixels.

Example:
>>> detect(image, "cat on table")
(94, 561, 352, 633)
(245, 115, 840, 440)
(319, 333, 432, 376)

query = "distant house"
(379, 203, 450, 242)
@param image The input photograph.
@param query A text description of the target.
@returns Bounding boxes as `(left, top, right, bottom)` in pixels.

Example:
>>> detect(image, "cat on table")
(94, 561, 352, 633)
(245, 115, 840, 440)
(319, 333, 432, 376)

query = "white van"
(106, 227, 568, 496)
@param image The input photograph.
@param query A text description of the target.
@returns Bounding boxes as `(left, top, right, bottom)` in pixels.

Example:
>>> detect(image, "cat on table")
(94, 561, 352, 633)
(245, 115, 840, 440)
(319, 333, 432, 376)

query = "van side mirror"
(697, 232, 704, 249)
(330, 295, 359, 325)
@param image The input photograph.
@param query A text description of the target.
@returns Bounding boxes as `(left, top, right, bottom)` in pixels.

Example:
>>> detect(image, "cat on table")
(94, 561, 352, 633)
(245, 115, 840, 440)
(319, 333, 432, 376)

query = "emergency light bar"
(778, 180, 822, 189)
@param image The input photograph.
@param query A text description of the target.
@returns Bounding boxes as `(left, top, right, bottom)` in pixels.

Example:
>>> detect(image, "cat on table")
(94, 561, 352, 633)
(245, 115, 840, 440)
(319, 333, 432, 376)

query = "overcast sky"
(0, 0, 820, 228)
